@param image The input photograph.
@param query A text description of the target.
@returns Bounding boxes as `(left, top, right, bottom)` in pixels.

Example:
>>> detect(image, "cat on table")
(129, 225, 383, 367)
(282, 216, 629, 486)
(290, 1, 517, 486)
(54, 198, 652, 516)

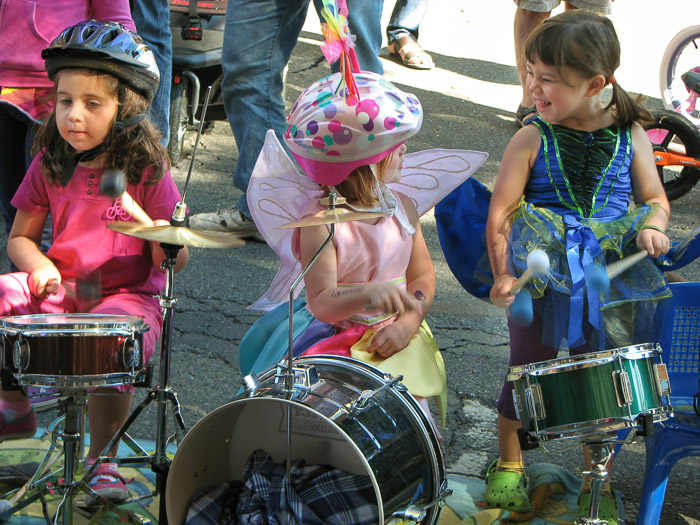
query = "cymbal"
(279, 208, 389, 229)
(108, 221, 245, 248)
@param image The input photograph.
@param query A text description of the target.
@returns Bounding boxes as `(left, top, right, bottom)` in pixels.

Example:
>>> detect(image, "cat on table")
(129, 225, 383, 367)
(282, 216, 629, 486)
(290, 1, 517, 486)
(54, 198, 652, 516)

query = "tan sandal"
(388, 35, 434, 70)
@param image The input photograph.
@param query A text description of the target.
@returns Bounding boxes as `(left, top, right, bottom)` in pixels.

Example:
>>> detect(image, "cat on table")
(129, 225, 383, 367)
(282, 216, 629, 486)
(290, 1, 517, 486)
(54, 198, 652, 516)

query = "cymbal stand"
(576, 441, 614, 525)
(84, 88, 215, 525)
(281, 192, 342, 481)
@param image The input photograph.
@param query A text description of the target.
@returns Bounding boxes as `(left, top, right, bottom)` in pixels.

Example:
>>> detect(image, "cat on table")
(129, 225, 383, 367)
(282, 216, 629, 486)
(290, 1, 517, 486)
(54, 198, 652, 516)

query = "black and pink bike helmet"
(42, 20, 160, 103)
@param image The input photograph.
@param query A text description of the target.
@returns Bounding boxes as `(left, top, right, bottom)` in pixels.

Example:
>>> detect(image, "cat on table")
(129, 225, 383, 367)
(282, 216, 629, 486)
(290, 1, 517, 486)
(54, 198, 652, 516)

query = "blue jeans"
(386, 0, 429, 45)
(222, 0, 383, 219)
(131, 0, 173, 146)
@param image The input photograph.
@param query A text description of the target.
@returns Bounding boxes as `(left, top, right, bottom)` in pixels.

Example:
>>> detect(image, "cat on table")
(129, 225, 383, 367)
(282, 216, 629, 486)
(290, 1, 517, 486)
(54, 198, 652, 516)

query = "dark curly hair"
(32, 68, 169, 185)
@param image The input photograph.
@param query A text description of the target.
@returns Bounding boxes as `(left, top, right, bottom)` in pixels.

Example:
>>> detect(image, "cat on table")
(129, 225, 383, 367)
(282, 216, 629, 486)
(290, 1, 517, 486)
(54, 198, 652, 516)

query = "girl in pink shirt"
(0, 21, 188, 505)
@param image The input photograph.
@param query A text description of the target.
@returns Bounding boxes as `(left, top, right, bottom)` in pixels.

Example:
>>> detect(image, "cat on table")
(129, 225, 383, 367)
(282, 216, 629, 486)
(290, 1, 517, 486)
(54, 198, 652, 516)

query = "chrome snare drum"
(167, 355, 448, 524)
(508, 343, 672, 443)
(1, 313, 148, 388)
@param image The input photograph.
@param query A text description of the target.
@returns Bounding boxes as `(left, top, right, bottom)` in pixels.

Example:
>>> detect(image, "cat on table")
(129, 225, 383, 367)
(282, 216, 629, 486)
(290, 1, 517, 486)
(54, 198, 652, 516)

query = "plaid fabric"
(186, 449, 378, 525)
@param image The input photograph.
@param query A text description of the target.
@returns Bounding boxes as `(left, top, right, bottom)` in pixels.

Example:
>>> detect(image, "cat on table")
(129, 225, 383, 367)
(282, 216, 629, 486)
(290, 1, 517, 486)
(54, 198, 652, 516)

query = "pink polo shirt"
(12, 153, 182, 295)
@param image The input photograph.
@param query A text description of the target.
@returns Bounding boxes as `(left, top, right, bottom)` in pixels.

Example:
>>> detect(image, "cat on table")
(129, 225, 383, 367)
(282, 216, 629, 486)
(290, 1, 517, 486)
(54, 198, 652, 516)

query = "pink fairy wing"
(390, 149, 489, 217)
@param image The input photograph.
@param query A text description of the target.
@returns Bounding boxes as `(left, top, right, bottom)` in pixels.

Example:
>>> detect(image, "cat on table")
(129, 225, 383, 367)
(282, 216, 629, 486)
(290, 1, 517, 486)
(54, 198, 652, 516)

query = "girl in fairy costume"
(238, 2, 487, 438)
(484, 10, 670, 522)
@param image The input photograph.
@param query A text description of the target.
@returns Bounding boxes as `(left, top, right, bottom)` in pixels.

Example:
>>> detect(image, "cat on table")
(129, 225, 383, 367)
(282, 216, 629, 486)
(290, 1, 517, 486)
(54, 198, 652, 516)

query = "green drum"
(508, 343, 672, 442)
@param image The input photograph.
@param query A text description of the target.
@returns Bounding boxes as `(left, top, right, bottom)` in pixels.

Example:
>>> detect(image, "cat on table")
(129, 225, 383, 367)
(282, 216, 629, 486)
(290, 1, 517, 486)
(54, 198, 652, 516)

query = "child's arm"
(149, 219, 189, 273)
(7, 210, 60, 298)
(300, 223, 417, 325)
(629, 122, 671, 258)
(367, 194, 434, 357)
(486, 127, 538, 308)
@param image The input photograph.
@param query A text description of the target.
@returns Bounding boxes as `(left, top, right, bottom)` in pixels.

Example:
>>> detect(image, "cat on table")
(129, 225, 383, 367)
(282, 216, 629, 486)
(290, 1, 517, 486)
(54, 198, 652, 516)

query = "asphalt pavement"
(3, 1, 700, 523)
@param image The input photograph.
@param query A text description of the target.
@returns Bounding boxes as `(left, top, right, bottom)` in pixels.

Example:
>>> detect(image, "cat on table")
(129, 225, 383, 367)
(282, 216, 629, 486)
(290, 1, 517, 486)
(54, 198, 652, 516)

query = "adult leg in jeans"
(131, 0, 173, 146)
(0, 105, 27, 237)
(386, 0, 433, 69)
(190, 0, 384, 238)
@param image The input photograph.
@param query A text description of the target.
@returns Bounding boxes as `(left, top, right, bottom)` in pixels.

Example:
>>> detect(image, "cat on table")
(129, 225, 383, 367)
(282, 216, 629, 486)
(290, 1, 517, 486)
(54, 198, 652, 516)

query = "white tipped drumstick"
(510, 249, 551, 295)
(606, 250, 648, 279)
(590, 250, 649, 294)
(508, 250, 550, 327)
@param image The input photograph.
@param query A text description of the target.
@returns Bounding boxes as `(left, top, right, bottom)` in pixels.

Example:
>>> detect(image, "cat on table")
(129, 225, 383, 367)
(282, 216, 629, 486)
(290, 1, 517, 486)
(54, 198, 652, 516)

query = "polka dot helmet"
(284, 71, 423, 186)
(42, 20, 160, 103)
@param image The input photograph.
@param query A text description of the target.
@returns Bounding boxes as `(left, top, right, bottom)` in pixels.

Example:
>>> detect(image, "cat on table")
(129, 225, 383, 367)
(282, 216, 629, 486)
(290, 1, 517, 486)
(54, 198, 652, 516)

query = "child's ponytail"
(607, 81, 653, 127)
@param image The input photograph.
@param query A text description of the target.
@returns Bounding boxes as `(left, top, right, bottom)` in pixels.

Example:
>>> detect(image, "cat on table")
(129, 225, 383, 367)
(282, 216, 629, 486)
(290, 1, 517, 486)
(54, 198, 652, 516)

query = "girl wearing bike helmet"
(0, 20, 188, 505)
(238, 55, 455, 440)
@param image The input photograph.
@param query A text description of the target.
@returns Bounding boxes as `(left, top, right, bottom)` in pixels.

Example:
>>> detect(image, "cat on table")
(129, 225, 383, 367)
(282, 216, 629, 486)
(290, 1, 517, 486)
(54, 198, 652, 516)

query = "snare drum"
(1, 313, 148, 388)
(167, 356, 448, 524)
(508, 343, 672, 442)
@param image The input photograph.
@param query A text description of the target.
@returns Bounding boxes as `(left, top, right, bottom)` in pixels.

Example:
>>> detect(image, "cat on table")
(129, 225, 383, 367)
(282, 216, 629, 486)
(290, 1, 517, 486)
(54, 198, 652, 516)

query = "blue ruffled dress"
(439, 117, 674, 351)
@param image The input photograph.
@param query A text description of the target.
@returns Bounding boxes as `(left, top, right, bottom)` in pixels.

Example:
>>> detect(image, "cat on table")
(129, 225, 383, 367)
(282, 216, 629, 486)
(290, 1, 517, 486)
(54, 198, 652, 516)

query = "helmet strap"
(59, 143, 108, 186)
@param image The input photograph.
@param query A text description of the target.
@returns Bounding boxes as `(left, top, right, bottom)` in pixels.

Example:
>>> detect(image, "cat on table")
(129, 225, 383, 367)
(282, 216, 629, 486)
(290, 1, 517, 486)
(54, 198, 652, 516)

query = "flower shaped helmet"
(42, 20, 160, 103)
(284, 71, 423, 186)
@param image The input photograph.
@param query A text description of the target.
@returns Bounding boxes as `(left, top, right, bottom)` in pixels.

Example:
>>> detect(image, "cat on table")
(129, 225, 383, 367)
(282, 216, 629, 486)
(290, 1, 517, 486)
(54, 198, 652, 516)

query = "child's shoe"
(0, 409, 37, 440)
(84, 462, 133, 507)
(575, 486, 619, 524)
(484, 458, 531, 513)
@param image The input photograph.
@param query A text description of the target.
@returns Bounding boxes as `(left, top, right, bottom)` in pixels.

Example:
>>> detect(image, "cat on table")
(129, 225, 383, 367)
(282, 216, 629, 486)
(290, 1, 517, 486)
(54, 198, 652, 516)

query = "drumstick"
(508, 250, 550, 327)
(100, 169, 154, 226)
(589, 251, 649, 294)
(510, 249, 551, 295)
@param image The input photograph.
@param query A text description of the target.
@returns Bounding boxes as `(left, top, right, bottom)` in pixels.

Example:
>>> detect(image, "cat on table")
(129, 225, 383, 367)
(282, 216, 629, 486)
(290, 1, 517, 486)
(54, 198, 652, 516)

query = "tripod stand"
(85, 242, 188, 525)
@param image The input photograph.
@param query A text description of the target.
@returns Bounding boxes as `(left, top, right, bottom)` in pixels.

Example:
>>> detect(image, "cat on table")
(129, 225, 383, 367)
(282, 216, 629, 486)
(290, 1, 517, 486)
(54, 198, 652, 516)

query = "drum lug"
(12, 338, 30, 370)
(524, 383, 546, 422)
(653, 362, 672, 397)
(390, 485, 454, 523)
(612, 370, 634, 407)
(122, 338, 141, 369)
(242, 372, 261, 393)
(349, 375, 404, 416)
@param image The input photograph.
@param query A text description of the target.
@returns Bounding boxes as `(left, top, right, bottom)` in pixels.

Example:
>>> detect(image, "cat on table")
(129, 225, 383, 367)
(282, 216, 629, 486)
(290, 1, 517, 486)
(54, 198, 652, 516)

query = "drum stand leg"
(577, 443, 614, 525)
(82, 245, 186, 525)
(0, 392, 87, 525)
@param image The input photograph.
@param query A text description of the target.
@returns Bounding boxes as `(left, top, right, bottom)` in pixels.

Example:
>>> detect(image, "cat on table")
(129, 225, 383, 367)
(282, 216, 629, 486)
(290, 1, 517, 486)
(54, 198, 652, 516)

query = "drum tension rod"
(349, 376, 404, 416)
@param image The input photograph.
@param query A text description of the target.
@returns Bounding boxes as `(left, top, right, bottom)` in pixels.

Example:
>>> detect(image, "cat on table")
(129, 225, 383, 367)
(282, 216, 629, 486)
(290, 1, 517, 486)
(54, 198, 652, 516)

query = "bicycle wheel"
(659, 25, 700, 121)
(168, 74, 190, 165)
(645, 109, 700, 200)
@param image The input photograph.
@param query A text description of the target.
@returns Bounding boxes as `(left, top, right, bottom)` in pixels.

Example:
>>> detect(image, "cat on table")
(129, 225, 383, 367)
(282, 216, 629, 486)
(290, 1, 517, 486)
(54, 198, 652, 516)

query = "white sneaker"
(189, 207, 264, 241)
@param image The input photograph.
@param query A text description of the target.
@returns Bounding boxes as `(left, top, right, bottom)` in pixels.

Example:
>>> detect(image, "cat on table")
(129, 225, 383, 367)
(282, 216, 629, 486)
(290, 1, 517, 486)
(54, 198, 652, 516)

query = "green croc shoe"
(575, 486, 619, 524)
(484, 459, 531, 513)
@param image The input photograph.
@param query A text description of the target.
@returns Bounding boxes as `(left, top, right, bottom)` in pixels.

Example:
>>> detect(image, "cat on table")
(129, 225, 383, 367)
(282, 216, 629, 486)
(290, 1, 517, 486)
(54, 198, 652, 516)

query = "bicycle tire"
(644, 109, 700, 200)
(658, 25, 700, 116)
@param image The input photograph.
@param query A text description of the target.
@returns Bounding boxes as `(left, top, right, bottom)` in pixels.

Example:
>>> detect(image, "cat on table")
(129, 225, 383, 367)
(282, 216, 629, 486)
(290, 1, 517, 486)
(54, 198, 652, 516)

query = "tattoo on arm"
(330, 288, 362, 298)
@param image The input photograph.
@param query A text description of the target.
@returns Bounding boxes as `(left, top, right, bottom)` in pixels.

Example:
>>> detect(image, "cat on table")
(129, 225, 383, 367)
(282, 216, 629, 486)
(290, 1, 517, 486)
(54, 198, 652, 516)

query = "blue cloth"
(386, 0, 428, 44)
(239, 299, 337, 377)
(131, 0, 173, 146)
(435, 177, 493, 299)
(222, 0, 384, 219)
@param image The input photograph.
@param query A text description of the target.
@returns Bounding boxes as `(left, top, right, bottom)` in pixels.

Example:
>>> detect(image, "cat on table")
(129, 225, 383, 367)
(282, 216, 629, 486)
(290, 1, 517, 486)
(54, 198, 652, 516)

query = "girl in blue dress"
(485, 10, 670, 522)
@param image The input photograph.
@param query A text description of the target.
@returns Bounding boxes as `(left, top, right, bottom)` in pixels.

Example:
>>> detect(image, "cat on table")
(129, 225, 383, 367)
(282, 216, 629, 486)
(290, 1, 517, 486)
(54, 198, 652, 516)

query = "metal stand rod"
(82, 244, 186, 525)
(283, 193, 340, 482)
(0, 393, 87, 524)
(577, 442, 614, 525)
